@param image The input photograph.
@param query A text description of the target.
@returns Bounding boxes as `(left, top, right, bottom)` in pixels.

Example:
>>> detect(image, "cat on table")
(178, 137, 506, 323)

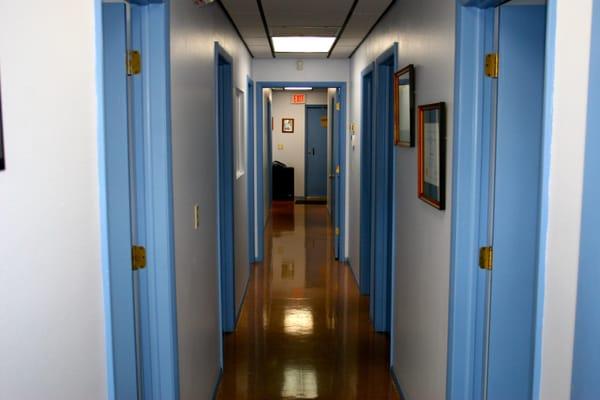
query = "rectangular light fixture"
(284, 87, 313, 91)
(272, 36, 336, 53)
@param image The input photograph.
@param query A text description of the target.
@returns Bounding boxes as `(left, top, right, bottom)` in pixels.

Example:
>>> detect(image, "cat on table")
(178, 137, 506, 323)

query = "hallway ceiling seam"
(217, 0, 255, 58)
(348, 0, 396, 59)
(257, 0, 276, 58)
(328, 0, 359, 58)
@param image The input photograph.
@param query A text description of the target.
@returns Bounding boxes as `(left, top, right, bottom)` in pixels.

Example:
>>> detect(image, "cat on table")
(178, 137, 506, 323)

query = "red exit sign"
(291, 94, 306, 104)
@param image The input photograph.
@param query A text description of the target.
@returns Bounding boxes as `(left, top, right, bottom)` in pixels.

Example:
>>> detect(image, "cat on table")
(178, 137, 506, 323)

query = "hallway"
(216, 202, 401, 399)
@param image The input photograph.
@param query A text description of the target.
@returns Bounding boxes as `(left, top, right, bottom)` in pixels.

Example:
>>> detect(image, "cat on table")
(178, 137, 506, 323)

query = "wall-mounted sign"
(291, 94, 306, 104)
(0, 79, 4, 171)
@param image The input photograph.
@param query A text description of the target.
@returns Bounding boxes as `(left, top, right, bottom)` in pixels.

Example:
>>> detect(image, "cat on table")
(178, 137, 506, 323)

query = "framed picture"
(0, 79, 4, 171)
(394, 64, 415, 147)
(418, 102, 446, 210)
(282, 118, 294, 133)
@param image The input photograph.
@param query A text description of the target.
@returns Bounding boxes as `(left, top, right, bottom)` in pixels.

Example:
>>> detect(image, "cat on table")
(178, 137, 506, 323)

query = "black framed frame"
(418, 102, 446, 209)
(0, 79, 4, 171)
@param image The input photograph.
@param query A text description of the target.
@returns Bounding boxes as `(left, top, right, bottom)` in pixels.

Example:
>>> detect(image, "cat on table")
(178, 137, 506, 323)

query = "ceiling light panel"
(272, 36, 336, 53)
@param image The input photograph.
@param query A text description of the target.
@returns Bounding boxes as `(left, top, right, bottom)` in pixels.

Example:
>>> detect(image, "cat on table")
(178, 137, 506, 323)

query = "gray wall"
(0, 1, 107, 398)
(169, 2, 252, 398)
(348, 0, 456, 398)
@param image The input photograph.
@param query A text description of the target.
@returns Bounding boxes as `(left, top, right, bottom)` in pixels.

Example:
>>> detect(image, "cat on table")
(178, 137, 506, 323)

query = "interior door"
(102, 3, 139, 398)
(305, 106, 328, 199)
(331, 97, 340, 258)
(485, 4, 546, 399)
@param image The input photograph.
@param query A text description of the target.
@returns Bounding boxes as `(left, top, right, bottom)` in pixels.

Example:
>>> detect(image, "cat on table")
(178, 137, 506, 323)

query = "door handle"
(328, 174, 335, 179)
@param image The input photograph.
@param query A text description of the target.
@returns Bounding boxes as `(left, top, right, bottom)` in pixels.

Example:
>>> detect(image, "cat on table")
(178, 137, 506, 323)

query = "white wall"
(271, 90, 328, 197)
(253, 59, 350, 83)
(539, 0, 594, 398)
(169, 2, 252, 398)
(0, 1, 107, 399)
(348, 0, 456, 398)
(262, 88, 272, 226)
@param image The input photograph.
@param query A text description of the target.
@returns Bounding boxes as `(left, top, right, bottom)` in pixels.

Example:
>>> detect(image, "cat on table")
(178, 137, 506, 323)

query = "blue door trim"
(99, 4, 138, 398)
(371, 44, 397, 334)
(215, 42, 236, 334)
(304, 105, 328, 199)
(446, 3, 553, 399)
(98, 2, 179, 399)
(247, 77, 256, 263)
(571, 1, 600, 398)
(359, 63, 374, 296)
(255, 81, 348, 263)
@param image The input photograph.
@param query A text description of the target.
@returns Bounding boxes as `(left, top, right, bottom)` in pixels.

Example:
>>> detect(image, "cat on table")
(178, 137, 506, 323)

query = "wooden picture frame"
(282, 118, 294, 133)
(394, 64, 415, 147)
(0, 79, 4, 171)
(418, 102, 446, 210)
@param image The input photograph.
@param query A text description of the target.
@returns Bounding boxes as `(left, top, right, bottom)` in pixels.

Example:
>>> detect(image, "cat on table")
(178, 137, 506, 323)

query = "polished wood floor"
(216, 202, 402, 400)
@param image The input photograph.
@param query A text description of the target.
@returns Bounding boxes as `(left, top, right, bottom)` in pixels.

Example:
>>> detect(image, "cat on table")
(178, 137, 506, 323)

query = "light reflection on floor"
(216, 202, 402, 400)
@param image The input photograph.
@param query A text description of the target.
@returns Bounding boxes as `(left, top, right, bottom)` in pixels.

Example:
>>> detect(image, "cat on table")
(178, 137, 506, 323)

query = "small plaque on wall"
(0, 79, 5, 171)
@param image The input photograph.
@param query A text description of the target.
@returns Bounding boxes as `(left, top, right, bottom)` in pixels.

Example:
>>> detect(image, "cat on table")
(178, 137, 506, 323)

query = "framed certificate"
(418, 102, 446, 209)
(0, 80, 4, 171)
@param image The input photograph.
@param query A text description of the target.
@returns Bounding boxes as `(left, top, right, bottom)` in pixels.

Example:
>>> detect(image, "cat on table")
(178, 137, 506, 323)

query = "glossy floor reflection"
(216, 202, 402, 400)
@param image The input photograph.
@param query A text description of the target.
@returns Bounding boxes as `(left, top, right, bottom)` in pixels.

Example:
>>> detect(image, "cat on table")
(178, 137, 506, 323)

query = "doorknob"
(328, 174, 335, 179)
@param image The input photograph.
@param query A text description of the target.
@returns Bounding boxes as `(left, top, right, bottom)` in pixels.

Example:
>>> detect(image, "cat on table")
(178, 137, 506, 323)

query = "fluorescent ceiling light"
(272, 36, 336, 53)
(284, 87, 313, 91)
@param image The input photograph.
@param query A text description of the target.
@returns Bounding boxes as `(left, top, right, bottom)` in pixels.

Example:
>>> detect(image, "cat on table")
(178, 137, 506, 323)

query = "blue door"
(102, 3, 139, 398)
(305, 106, 328, 198)
(360, 68, 374, 295)
(485, 5, 546, 399)
(216, 46, 235, 333)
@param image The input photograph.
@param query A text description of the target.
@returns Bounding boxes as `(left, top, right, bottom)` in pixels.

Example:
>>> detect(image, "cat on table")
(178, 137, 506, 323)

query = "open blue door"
(102, 3, 138, 398)
(305, 106, 328, 199)
(485, 5, 546, 399)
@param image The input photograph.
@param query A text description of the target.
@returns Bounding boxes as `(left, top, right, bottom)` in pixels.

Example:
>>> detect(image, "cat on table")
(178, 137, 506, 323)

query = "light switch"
(277, 144, 284, 150)
(193, 204, 200, 230)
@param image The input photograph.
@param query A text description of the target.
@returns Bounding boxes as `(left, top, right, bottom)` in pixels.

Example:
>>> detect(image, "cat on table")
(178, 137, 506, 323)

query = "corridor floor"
(216, 202, 402, 399)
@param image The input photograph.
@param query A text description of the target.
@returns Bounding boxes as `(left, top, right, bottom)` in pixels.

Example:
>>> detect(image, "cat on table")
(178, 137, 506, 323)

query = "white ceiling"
(219, 0, 394, 59)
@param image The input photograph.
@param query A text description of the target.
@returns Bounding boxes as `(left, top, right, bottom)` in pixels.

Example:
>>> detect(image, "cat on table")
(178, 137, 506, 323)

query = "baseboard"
(211, 367, 223, 400)
(391, 365, 410, 400)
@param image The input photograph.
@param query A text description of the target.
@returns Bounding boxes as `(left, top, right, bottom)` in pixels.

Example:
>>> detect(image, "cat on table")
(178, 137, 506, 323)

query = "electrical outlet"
(193, 204, 200, 230)
(277, 144, 284, 150)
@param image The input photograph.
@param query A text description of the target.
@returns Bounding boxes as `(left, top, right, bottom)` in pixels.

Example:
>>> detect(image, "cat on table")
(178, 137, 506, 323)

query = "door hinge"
(479, 246, 493, 270)
(132, 245, 147, 271)
(336, 102, 341, 111)
(127, 50, 141, 76)
(485, 53, 499, 78)
(335, 227, 340, 236)
(335, 164, 340, 175)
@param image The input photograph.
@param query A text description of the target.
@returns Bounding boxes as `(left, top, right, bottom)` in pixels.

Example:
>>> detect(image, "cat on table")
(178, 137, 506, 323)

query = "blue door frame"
(571, 3, 600, 398)
(98, 1, 179, 399)
(215, 43, 236, 333)
(247, 77, 256, 263)
(371, 45, 397, 333)
(305, 105, 328, 198)
(359, 64, 374, 296)
(255, 82, 347, 263)
(447, 2, 554, 399)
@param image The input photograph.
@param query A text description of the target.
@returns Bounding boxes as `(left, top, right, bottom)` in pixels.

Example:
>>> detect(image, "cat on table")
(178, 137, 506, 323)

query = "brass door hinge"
(335, 165, 340, 175)
(485, 53, 499, 78)
(127, 50, 141, 76)
(335, 227, 340, 236)
(479, 246, 493, 270)
(132, 245, 147, 271)
(336, 102, 341, 111)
